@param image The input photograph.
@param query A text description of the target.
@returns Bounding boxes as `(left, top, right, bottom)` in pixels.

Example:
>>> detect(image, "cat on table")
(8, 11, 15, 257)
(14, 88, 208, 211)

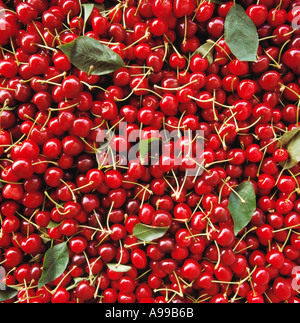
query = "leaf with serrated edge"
(276, 127, 300, 169)
(107, 263, 132, 273)
(133, 223, 169, 242)
(38, 242, 69, 288)
(228, 181, 256, 236)
(224, 4, 259, 62)
(58, 36, 124, 76)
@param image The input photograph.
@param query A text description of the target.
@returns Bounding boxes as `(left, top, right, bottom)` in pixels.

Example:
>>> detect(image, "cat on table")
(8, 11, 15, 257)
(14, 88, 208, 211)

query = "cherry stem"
(214, 240, 221, 270)
(81, 81, 107, 93)
(32, 160, 58, 166)
(135, 268, 152, 281)
(233, 226, 257, 252)
(106, 201, 115, 234)
(153, 287, 183, 300)
(44, 191, 64, 210)
(122, 28, 150, 51)
(263, 48, 281, 68)
(115, 69, 152, 102)
(225, 181, 246, 204)
(274, 160, 288, 186)
(182, 15, 188, 45)
(280, 228, 292, 253)
(16, 211, 40, 231)
(73, 181, 94, 192)
(163, 33, 183, 59)
(38, 72, 67, 84)
(54, 266, 76, 293)
(123, 180, 153, 195)
(134, 0, 142, 16)
(187, 94, 214, 103)
(287, 170, 300, 192)
(41, 109, 52, 131)
(207, 37, 233, 62)
(82, 251, 94, 285)
(273, 224, 300, 233)
(256, 146, 267, 177)
(3, 133, 26, 154)
(237, 116, 262, 132)
(278, 39, 291, 65)
(280, 83, 300, 100)
(60, 178, 77, 202)
(0, 178, 23, 185)
(79, 224, 108, 234)
(172, 270, 184, 297)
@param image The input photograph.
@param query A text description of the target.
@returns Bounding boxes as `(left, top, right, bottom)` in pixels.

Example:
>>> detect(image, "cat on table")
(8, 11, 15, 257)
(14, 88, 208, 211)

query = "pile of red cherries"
(0, 0, 300, 303)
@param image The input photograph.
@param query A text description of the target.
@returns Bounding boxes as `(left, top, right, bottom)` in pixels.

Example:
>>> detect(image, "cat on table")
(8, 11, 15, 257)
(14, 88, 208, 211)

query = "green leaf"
(82, 3, 94, 32)
(276, 127, 300, 169)
(132, 223, 169, 242)
(209, 0, 226, 3)
(276, 127, 300, 148)
(0, 286, 18, 302)
(285, 134, 300, 169)
(46, 220, 61, 228)
(94, 3, 105, 12)
(193, 41, 215, 65)
(228, 181, 256, 236)
(38, 242, 69, 288)
(96, 0, 115, 11)
(106, 263, 132, 273)
(224, 4, 259, 62)
(58, 36, 125, 76)
(139, 138, 161, 161)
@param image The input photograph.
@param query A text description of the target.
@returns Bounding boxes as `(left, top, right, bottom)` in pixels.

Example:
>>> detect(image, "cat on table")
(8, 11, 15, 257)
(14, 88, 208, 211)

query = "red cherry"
(152, 0, 172, 18)
(131, 249, 147, 269)
(181, 259, 202, 281)
(282, 49, 300, 69)
(76, 280, 96, 301)
(5, 247, 23, 267)
(247, 291, 264, 303)
(20, 234, 42, 254)
(246, 4, 268, 26)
